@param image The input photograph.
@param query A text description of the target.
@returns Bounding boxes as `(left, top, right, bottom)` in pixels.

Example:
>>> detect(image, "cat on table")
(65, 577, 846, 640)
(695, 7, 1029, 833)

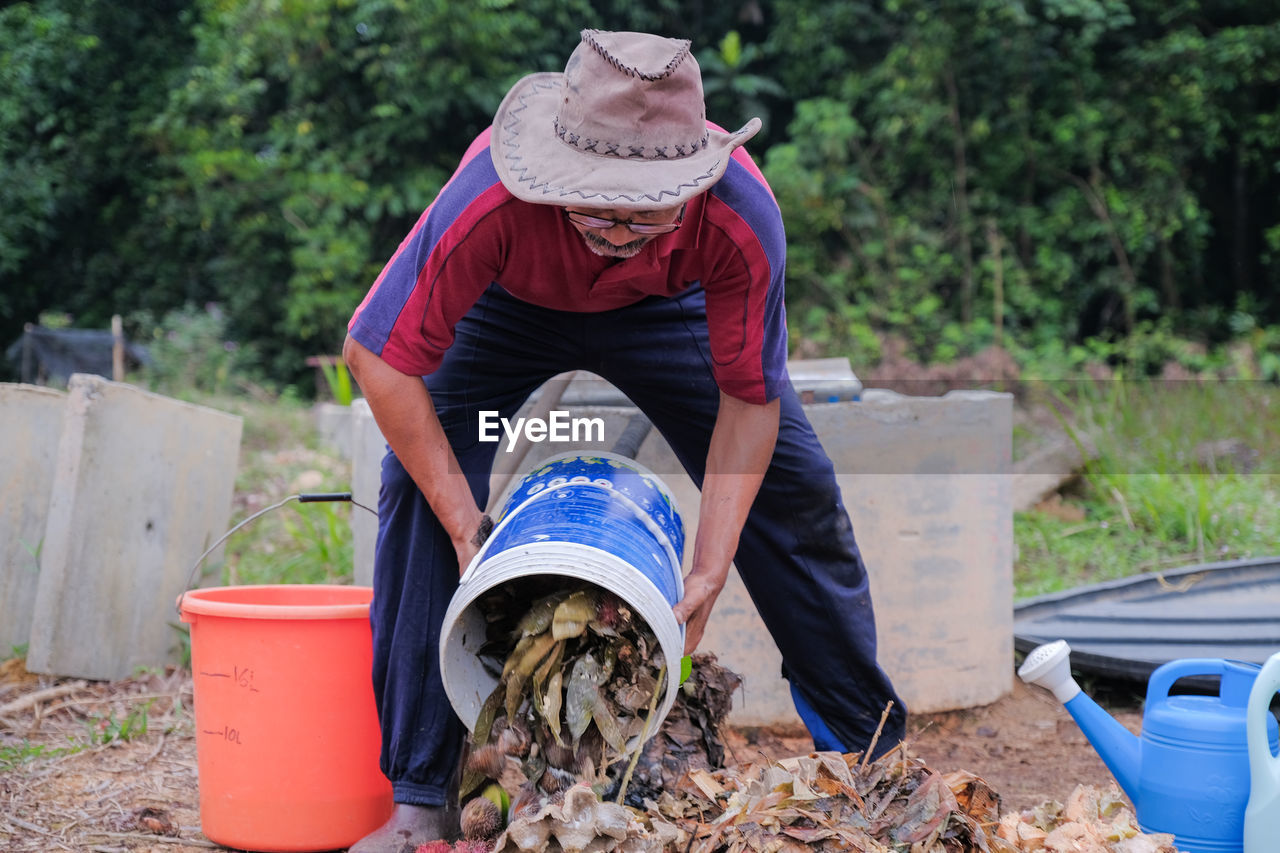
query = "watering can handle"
(1248, 654, 1280, 769)
(1146, 658, 1234, 705)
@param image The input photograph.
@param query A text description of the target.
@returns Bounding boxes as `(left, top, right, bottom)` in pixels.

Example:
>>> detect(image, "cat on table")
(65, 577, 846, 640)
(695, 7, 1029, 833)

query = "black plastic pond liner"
(1014, 555, 1280, 689)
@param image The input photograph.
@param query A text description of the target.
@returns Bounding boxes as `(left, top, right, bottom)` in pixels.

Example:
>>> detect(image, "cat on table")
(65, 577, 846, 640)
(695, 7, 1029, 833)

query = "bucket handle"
(175, 492, 376, 615)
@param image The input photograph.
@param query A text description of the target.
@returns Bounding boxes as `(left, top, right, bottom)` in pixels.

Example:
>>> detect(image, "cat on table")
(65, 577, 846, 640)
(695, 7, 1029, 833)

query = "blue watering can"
(1019, 640, 1280, 853)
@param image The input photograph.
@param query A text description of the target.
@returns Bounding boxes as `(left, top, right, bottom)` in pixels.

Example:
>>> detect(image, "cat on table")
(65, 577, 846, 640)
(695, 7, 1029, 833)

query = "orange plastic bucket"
(179, 585, 392, 852)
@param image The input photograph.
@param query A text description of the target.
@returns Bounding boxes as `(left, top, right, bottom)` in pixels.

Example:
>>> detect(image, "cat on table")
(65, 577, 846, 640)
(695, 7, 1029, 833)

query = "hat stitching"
(553, 116, 709, 161)
(503, 122, 723, 204)
(581, 29, 691, 82)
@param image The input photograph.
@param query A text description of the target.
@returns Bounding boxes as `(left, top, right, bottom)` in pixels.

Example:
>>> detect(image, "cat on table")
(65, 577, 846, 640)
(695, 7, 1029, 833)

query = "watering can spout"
(1018, 640, 1142, 799)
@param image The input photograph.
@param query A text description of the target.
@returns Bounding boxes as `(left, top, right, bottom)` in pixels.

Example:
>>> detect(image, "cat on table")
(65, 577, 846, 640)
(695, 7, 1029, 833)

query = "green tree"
(145, 0, 595, 381)
(0, 0, 193, 364)
(765, 0, 1280, 366)
(4, 0, 1278, 386)
(699, 30, 788, 143)
(142, 0, 765, 384)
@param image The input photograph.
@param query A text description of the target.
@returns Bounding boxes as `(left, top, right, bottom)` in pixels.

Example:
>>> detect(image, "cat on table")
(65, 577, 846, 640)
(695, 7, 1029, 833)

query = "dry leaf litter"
(441, 580, 1181, 853)
(0, 659, 208, 851)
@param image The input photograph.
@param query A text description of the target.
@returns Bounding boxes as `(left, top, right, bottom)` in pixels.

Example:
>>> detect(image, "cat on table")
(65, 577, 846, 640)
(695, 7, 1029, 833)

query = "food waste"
(458, 579, 671, 809)
(430, 579, 1178, 853)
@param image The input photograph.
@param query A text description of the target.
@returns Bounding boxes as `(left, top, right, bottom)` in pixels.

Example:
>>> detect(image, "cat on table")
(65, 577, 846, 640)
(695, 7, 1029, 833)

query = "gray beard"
(579, 231, 650, 259)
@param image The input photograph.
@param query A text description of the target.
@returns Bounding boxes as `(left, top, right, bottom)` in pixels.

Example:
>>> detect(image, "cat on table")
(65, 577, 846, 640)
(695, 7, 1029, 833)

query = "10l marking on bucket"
(203, 724, 244, 745)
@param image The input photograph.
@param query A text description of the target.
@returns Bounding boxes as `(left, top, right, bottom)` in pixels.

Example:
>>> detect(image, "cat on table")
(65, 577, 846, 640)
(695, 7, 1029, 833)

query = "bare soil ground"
(2, 659, 1142, 853)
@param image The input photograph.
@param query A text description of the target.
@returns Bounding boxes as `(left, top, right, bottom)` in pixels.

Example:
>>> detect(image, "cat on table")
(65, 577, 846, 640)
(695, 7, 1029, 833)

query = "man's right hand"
(454, 536, 482, 577)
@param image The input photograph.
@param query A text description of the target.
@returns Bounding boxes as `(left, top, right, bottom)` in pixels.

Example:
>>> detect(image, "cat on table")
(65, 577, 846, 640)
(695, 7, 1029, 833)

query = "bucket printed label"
(485, 454, 685, 605)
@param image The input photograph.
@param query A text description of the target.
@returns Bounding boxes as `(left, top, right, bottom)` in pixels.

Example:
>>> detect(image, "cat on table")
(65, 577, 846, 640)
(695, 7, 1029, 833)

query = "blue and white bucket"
(440, 451, 686, 736)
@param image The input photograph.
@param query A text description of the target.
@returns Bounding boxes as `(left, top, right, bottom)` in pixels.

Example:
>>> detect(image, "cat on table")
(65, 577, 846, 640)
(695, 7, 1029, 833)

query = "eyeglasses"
(564, 204, 686, 235)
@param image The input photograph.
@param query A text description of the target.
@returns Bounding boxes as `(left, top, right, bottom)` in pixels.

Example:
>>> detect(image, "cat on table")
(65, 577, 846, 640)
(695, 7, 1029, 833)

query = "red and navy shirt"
(348, 128, 789, 404)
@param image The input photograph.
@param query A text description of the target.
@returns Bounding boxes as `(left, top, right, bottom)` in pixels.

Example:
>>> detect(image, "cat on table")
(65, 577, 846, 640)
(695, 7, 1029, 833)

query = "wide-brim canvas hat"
(491, 29, 763, 212)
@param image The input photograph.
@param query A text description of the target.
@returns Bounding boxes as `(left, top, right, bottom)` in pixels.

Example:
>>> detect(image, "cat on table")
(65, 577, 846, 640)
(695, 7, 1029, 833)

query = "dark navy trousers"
(370, 283, 907, 805)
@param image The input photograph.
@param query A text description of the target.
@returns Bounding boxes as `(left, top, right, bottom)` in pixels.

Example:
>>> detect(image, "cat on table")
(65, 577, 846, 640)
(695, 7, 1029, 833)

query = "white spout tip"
(1018, 640, 1082, 704)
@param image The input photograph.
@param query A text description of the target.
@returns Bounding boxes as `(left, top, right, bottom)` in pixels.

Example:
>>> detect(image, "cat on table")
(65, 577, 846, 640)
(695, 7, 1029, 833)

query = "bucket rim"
(441, 542, 684, 734)
(517, 449, 662, 474)
(178, 584, 374, 621)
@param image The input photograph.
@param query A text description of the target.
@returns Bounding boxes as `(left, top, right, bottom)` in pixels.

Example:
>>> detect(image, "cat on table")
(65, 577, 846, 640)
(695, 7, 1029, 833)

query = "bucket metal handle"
(176, 492, 376, 615)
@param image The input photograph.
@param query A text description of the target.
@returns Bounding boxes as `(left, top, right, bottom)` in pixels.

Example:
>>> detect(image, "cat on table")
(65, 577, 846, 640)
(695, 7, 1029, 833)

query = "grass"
(0, 740, 80, 772)
(181, 393, 357, 589)
(182, 380, 1280, 600)
(1013, 380, 1280, 599)
(85, 700, 153, 746)
(0, 698, 157, 770)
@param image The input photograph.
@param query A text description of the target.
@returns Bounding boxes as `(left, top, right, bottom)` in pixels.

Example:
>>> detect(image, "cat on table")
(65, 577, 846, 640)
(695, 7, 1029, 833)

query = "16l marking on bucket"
(199, 665, 260, 691)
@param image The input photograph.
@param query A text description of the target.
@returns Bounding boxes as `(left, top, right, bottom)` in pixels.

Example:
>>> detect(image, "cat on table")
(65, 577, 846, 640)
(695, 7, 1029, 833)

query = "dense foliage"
(2, 0, 1278, 387)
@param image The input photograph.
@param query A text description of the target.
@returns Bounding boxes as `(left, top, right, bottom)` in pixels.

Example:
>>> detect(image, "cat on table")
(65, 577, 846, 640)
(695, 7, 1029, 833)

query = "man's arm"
(672, 391, 780, 654)
(343, 334, 486, 573)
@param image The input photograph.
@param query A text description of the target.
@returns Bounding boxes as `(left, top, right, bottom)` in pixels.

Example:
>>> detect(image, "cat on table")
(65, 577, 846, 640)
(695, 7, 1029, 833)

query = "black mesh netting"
(5, 326, 150, 384)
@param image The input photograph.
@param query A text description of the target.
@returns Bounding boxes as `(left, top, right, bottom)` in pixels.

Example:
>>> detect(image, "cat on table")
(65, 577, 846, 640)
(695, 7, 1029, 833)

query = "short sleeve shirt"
(348, 128, 788, 404)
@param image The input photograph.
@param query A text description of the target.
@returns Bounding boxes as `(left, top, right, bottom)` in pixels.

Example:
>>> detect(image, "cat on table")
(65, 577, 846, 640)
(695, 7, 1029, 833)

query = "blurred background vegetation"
(2, 0, 1278, 389)
(3, 0, 1279, 595)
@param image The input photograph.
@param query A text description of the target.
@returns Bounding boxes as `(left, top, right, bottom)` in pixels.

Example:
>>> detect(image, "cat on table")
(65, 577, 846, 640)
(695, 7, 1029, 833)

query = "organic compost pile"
(619, 645, 741, 809)
(641, 750, 1179, 853)
(460, 579, 675, 805)
(447, 582, 1179, 853)
(478, 744, 1178, 853)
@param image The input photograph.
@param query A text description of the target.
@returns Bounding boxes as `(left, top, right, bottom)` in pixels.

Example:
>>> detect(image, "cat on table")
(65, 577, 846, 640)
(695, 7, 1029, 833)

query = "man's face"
(562, 204, 686, 259)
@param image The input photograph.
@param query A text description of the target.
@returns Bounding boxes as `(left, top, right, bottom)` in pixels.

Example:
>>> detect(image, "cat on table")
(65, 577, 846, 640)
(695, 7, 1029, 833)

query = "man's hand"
(454, 538, 482, 578)
(672, 564, 730, 654)
(674, 392, 779, 655)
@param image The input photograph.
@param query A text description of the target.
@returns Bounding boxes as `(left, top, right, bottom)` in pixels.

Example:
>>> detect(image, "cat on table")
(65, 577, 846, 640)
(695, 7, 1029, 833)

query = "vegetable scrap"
(460, 579, 669, 807)
(621, 650, 741, 809)
(417, 841, 495, 853)
(494, 783, 679, 853)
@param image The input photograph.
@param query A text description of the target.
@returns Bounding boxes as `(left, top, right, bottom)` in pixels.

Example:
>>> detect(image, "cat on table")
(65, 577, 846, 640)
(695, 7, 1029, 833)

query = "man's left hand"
(673, 564, 730, 654)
